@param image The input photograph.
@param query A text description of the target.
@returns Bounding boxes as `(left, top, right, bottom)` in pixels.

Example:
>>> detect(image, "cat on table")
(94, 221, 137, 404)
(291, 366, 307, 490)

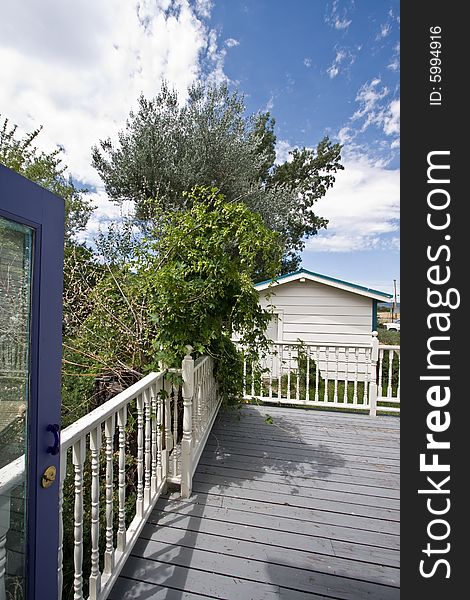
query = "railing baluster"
(181, 346, 194, 498)
(378, 348, 384, 398)
(164, 386, 173, 452)
(242, 354, 247, 397)
(173, 386, 179, 476)
(157, 394, 163, 486)
(89, 426, 102, 600)
(197, 383, 203, 441)
(387, 350, 394, 398)
(104, 416, 115, 576)
(333, 347, 339, 403)
(150, 385, 158, 498)
(397, 350, 401, 400)
(144, 390, 151, 508)
(363, 348, 369, 406)
(278, 344, 283, 400)
(151, 386, 157, 495)
(295, 347, 300, 401)
(323, 347, 329, 403)
(305, 346, 310, 402)
(369, 332, 379, 416)
(117, 405, 127, 552)
(287, 346, 292, 400)
(193, 375, 199, 441)
(58, 452, 66, 600)
(314, 347, 319, 403)
(268, 345, 273, 399)
(136, 394, 144, 518)
(343, 348, 349, 404)
(72, 438, 86, 600)
(251, 358, 255, 397)
(353, 348, 359, 405)
(205, 361, 210, 422)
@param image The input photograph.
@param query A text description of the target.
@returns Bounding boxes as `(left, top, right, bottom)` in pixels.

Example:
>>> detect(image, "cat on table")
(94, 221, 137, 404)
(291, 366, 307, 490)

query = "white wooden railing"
(181, 352, 221, 498)
(0, 348, 221, 600)
(239, 333, 400, 416)
(58, 370, 170, 600)
(377, 344, 400, 410)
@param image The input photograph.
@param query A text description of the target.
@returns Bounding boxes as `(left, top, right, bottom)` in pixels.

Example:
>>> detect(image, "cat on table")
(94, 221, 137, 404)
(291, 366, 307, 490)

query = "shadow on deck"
(110, 405, 400, 599)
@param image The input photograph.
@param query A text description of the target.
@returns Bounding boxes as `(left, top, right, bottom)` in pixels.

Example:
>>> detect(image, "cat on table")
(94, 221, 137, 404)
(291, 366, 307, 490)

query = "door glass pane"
(0, 215, 34, 600)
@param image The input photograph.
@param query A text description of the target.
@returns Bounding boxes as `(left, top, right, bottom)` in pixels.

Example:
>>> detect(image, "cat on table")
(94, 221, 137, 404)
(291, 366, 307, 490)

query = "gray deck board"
(112, 405, 400, 599)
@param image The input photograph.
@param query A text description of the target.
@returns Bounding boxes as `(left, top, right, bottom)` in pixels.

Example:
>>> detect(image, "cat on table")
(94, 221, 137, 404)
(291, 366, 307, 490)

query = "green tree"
(0, 115, 94, 240)
(66, 187, 281, 403)
(92, 82, 343, 273)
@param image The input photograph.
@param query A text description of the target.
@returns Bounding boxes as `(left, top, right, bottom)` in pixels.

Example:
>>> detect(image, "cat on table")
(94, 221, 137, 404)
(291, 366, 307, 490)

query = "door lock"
(41, 465, 57, 488)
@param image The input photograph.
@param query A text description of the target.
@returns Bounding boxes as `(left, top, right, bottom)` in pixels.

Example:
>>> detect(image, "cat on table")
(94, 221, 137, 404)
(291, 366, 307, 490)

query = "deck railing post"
(369, 331, 379, 417)
(181, 345, 194, 498)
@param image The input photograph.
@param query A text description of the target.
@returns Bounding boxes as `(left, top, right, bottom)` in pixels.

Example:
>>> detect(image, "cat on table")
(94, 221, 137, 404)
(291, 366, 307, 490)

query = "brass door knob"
(41, 465, 57, 488)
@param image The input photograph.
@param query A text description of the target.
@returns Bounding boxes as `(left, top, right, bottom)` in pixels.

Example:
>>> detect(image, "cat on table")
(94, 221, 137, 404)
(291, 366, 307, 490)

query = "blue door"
(0, 164, 64, 600)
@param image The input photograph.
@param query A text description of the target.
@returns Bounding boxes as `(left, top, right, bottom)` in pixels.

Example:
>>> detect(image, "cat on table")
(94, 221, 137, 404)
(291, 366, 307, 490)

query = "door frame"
(0, 164, 64, 600)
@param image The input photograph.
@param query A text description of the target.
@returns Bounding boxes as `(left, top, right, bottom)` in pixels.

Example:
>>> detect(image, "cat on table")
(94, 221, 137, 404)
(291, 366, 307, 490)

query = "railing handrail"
(239, 339, 376, 349)
(61, 371, 163, 451)
(0, 372, 165, 495)
(0, 455, 24, 494)
(194, 355, 210, 371)
(378, 344, 400, 351)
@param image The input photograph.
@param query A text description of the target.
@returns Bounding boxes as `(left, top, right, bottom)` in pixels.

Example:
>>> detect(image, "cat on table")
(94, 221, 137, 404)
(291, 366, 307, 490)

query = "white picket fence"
(240, 333, 400, 415)
(0, 347, 220, 600)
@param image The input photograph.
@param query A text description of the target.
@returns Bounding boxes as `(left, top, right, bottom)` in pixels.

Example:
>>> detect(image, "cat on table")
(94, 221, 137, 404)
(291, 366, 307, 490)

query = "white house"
(256, 268, 391, 344)
(255, 269, 392, 381)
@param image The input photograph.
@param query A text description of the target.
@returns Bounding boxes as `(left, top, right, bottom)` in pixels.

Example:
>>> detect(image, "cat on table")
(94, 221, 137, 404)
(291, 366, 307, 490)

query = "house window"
(266, 313, 281, 341)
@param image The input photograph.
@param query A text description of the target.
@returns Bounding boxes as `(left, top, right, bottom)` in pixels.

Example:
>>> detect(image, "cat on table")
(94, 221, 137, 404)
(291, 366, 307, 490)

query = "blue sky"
(207, 1, 400, 297)
(0, 0, 399, 296)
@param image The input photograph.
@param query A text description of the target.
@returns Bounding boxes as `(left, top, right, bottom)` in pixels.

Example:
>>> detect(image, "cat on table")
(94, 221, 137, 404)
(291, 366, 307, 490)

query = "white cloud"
(303, 57, 312, 68)
(350, 79, 400, 145)
(274, 138, 399, 254)
(327, 49, 346, 78)
(225, 37, 240, 48)
(325, 1, 352, 31)
(306, 155, 399, 252)
(337, 127, 355, 145)
(352, 78, 389, 122)
(376, 23, 391, 40)
(327, 65, 340, 79)
(383, 99, 400, 136)
(265, 96, 274, 112)
(84, 191, 135, 241)
(388, 42, 400, 71)
(334, 17, 352, 30)
(194, 0, 213, 19)
(327, 47, 355, 79)
(275, 140, 293, 165)
(0, 0, 229, 223)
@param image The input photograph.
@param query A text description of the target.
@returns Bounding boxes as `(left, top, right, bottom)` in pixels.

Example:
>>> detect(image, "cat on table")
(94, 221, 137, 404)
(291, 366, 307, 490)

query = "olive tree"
(92, 82, 343, 273)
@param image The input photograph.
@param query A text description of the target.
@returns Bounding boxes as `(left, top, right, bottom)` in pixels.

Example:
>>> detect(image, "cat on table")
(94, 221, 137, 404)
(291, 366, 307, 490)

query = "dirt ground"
(378, 311, 400, 323)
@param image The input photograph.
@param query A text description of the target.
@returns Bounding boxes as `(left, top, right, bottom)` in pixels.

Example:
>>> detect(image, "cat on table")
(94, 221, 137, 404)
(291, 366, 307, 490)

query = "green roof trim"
(254, 268, 392, 299)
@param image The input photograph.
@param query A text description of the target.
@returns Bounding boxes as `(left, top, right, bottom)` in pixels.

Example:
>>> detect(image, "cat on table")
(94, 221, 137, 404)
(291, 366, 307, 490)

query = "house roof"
(254, 268, 392, 302)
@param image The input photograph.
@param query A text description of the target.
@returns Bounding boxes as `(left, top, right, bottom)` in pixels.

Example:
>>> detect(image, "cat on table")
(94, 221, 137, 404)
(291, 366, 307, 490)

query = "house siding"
(258, 280, 375, 381)
(259, 280, 373, 345)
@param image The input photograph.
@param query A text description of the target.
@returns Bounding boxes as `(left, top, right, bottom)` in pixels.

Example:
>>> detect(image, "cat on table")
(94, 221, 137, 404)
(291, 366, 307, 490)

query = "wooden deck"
(110, 405, 400, 599)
